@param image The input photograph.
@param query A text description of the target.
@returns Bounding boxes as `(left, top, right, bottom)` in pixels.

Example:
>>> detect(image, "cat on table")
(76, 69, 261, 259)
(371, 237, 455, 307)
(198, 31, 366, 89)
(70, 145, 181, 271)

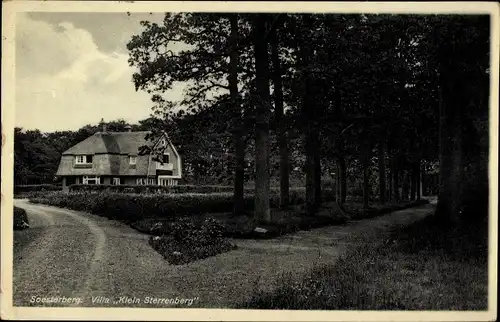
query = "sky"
(15, 12, 184, 132)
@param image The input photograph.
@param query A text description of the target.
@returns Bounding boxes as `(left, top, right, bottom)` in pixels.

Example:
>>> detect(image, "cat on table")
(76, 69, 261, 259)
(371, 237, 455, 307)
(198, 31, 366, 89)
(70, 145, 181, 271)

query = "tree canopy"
(15, 13, 490, 227)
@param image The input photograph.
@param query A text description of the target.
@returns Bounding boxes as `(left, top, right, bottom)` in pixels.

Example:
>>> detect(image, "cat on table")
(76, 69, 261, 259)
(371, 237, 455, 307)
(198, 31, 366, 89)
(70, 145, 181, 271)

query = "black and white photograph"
(1, 1, 498, 321)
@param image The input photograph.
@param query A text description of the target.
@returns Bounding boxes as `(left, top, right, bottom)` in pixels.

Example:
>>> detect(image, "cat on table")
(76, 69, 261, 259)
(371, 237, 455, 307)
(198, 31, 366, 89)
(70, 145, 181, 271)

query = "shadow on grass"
(236, 212, 488, 310)
(131, 199, 430, 240)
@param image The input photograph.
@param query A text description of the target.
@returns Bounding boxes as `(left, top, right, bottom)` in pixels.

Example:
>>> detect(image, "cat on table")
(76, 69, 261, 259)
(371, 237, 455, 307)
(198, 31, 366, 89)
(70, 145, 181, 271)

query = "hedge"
(68, 184, 255, 194)
(14, 184, 61, 194)
(29, 188, 335, 222)
(68, 184, 316, 195)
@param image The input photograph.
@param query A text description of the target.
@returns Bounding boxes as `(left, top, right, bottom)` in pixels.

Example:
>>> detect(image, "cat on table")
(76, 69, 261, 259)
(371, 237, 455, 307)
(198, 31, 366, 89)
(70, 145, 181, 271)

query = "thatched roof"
(62, 131, 154, 155)
(56, 153, 157, 177)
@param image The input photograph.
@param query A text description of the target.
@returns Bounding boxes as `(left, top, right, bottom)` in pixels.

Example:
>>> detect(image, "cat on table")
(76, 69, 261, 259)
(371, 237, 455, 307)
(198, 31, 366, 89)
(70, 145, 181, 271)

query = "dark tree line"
(127, 13, 490, 225)
(15, 13, 489, 229)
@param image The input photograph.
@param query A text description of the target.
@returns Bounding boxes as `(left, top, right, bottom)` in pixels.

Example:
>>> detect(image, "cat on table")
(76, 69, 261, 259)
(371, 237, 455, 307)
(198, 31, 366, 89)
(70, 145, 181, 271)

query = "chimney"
(99, 118, 107, 132)
(124, 125, 132, 132)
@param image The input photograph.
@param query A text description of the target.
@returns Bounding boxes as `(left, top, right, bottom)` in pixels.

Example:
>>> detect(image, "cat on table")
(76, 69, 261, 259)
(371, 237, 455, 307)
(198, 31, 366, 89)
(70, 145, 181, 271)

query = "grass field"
(240, 213, 488, 310)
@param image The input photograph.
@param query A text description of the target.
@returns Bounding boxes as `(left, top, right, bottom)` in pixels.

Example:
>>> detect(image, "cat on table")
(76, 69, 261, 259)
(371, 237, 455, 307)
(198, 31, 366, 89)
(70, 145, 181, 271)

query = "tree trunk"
(269, 23, 289, 209)
(416, 162, 422, 201)
(305, 128, 321, 215)
(388, 165, 392, 201)
(421, 163, 427, 196)
(436, 80, 464, 225)
(229, 14, 245, 215)
(410, 163, 417, 201)
(391, 154, 400, 202)
(305, 135, 316, 214)
(335, 162, 340, 202)
(402, 170, 410, 201)
(313, 134, 322, 208)
(378, 137, 386, 204)
(299, 15, 318, 215)
(338, 154, 347, 205)
(362, 142, 370, 209)
(252, 14, 271, 222)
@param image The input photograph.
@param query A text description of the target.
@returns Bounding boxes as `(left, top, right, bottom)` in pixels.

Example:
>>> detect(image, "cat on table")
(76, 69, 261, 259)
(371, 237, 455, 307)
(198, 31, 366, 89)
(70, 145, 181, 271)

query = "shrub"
(149, 216, 237, 265)
(13, 207, 29, 230)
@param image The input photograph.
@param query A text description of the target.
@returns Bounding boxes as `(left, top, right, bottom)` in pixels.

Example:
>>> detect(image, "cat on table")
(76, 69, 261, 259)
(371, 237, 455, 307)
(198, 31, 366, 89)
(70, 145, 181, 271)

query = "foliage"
(149, 217, 237, 265)
(28, 188, 337, 221)
(13, 207, 29, 230)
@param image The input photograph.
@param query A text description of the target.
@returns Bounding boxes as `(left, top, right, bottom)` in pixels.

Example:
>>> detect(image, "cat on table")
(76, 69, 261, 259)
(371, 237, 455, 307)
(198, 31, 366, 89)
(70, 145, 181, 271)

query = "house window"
(129, 156, 137, 165)
(76, 155, 85, 164)
(137, 178, 155, 185)
(161, 154, 170, 164)
(83, 176, 100, 185)
(112, 178, 121, 185)
(158, 177, 178, 186)
(75, 155, 93, 164)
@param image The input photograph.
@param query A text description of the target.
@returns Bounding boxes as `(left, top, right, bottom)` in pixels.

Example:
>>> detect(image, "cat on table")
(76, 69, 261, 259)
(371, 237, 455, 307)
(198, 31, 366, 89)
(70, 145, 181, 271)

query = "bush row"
(67, 184, 319, 195)
(29, 188, 335, 222)
(68, 184, 255, 194)
(14, 184, 61, 194)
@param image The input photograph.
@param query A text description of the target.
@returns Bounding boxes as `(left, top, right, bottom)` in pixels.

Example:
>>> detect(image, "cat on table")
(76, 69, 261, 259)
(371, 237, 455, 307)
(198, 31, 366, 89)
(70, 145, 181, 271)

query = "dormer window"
(129, 156, 137, 165)
(75, 155, 93, 164)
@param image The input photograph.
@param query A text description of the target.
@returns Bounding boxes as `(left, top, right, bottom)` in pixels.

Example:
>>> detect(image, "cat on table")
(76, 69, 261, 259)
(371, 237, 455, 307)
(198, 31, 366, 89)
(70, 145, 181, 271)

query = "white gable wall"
(152, 134, 182, 179)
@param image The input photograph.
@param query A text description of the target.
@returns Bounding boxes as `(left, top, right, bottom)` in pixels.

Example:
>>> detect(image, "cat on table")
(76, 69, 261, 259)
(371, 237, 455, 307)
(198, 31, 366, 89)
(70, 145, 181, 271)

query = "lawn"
(239, 213, 488, 310)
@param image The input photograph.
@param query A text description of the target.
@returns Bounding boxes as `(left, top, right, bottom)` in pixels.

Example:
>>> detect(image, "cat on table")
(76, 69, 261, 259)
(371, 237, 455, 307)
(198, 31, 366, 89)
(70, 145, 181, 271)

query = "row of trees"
(17, 114, 435, 196)
(127, 13, 490, 225)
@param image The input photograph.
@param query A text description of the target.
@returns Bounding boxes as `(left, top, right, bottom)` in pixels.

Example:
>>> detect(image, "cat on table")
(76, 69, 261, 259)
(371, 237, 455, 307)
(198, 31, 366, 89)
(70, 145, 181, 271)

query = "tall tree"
(269, 16, 290, 208)
(378, 137, 387, 203)
(252, 14, 272, 222)
(430, 15, 490, 224)
(296, 14, 322, 215)
(361, 141, 371, 209)
(228, 14, 246, 215)
(128, 13, 256, 208)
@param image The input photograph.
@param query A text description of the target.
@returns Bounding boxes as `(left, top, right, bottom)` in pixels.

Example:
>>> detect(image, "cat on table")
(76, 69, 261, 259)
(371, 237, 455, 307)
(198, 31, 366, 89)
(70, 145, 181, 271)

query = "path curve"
(13, 199, 436, 308)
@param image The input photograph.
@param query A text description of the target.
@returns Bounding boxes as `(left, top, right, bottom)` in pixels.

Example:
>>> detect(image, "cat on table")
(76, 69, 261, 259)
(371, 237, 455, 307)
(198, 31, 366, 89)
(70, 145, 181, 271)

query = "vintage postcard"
(1, 1, 499, 321)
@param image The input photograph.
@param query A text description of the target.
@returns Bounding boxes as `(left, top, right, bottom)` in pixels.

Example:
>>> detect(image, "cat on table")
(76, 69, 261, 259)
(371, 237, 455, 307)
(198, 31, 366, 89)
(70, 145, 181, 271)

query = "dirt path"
(13, 199, 435, 308)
